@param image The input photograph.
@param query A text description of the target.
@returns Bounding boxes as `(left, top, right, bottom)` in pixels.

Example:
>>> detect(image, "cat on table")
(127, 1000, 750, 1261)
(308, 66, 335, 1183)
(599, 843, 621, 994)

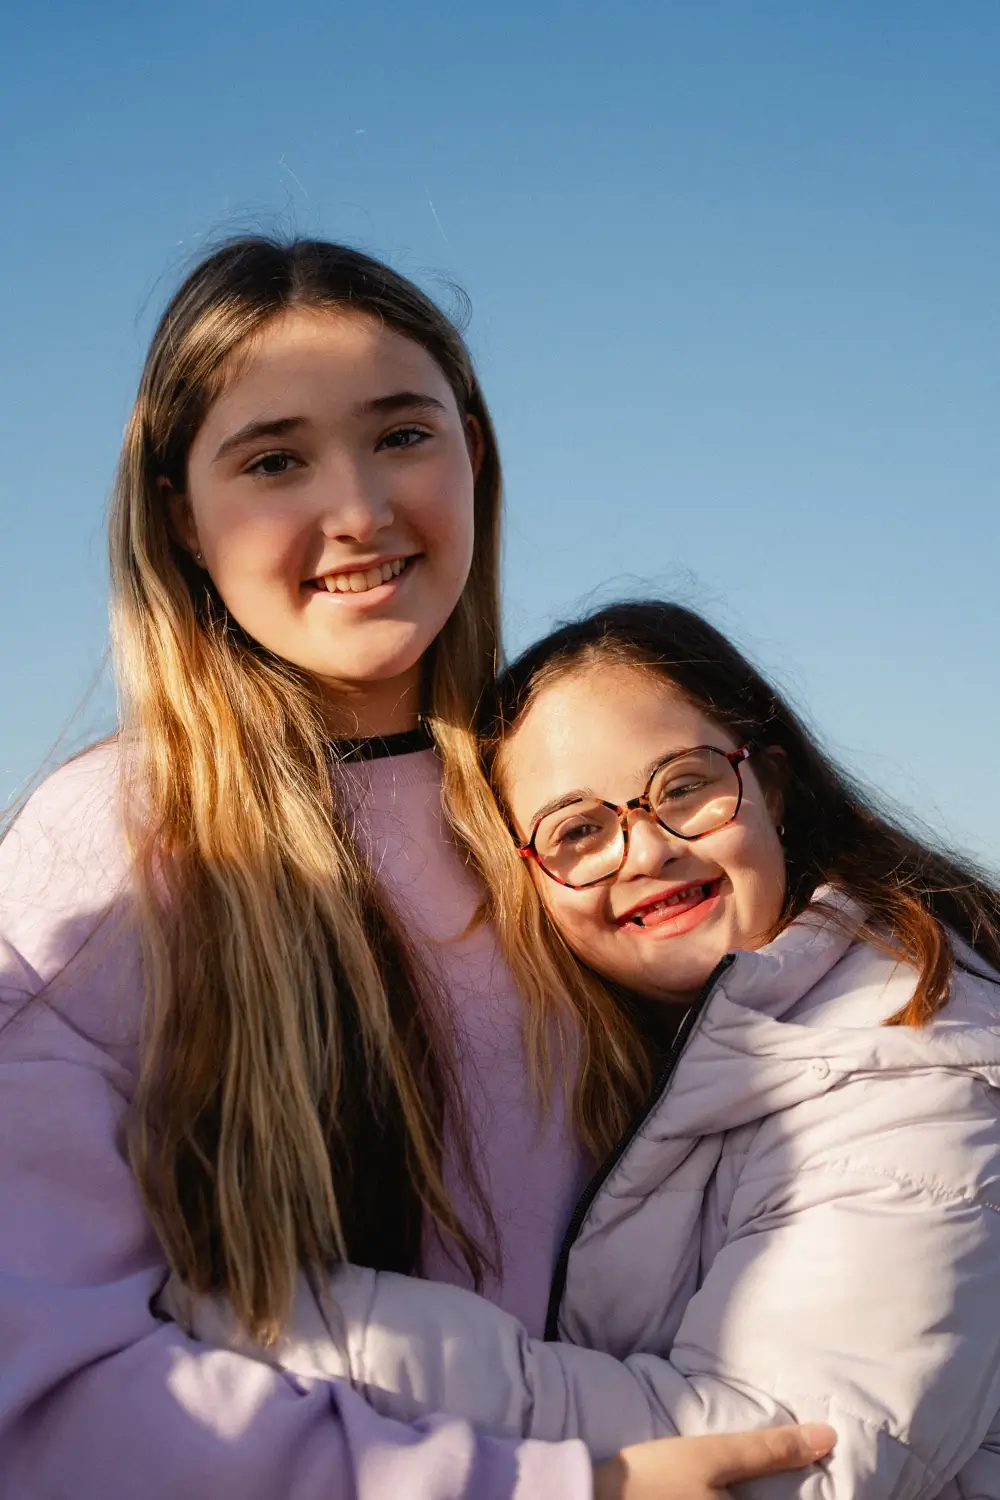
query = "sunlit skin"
(169, 307, 481, 734)
(500, 664, 788, 1006)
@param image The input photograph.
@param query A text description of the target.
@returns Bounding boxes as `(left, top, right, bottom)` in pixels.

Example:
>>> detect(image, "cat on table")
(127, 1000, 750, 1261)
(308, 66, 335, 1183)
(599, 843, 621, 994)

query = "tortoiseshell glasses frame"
(516, 744, 753, 889)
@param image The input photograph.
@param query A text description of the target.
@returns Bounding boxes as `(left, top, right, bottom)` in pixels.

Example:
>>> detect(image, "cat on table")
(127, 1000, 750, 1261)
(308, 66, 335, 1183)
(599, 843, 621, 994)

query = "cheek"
(412, 457, 475, 565)
(193, 489, 304, 581)
(722, 818, 787, 918)
(541, 886, 612, 958)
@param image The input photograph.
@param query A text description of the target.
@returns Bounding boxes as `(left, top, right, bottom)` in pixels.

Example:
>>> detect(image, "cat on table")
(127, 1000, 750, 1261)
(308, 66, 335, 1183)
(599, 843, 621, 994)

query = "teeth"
(316, 557, 409, 593)
(632, 884, 708, 925)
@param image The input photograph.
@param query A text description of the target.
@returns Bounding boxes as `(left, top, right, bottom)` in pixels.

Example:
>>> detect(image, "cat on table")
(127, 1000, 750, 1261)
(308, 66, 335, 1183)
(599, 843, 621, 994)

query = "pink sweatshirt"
(0, 741, 592, 1500)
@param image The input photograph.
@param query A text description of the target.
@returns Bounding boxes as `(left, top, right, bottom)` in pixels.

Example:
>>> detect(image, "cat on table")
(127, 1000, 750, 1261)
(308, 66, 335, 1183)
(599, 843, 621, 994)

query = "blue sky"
(2, 1, 998, 862)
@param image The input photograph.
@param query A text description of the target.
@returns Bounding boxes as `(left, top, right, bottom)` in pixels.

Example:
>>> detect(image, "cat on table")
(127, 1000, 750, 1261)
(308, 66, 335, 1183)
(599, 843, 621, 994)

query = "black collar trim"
(331, 722, 435, 763)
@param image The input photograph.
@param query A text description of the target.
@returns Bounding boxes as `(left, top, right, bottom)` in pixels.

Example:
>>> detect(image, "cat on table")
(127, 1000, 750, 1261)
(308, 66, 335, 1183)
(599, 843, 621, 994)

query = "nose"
(619, 806, 684, 878)
(318, 454, 394, 544)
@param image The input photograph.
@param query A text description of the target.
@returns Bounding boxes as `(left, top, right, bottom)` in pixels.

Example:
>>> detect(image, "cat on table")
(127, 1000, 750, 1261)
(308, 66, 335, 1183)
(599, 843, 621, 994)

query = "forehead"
(502, 663, 734, 830)
(196, 308, 455, 439)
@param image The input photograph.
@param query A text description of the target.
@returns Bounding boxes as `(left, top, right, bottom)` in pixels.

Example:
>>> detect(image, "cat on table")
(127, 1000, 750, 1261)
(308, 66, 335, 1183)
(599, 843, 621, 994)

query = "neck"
(319, 666, 421, 738)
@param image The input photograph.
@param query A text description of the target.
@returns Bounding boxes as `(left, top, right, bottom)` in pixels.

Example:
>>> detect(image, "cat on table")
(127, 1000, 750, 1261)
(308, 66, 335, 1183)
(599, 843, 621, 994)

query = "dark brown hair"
(482, 600, 1000, 1026)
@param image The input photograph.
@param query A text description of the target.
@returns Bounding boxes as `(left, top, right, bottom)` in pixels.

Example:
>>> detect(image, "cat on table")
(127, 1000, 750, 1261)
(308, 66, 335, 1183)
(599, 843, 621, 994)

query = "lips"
(620, 879, 722, 928)
(306, 556, 412, 595)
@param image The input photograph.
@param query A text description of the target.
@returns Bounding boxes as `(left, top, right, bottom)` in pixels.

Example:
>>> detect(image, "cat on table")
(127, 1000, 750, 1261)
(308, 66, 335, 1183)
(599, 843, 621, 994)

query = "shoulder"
(943, 940, 1000, 1023)
(0, 742, 135, 1006)
(784, 937, 1000, 1084)
(787, 938, 919, 1028)
(2, 740, 127, 895)
(740, 939, 1000, 1199)
(781, 924, 1000, 1040)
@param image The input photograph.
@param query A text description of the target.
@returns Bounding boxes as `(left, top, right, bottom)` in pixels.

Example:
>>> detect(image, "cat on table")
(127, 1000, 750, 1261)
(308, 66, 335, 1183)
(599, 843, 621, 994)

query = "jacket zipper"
(543, 952, 737, 1341)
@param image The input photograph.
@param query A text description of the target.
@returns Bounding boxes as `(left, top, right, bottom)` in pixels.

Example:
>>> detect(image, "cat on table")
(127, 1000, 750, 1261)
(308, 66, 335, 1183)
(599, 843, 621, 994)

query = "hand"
(592, 1422, 836, 1500)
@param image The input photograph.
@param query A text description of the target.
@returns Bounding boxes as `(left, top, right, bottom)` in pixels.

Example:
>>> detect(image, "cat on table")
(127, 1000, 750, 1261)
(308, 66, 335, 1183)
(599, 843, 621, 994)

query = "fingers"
(710, 1423, 837, 1485)
(595, 1425, 837, 1500)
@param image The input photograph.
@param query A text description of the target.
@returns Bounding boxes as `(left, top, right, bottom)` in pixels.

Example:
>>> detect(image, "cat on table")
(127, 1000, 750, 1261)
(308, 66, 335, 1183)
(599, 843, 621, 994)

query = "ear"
(157, 477, 202, 563)
(756, 744, 789, 828)
(464, 414, 486, 482)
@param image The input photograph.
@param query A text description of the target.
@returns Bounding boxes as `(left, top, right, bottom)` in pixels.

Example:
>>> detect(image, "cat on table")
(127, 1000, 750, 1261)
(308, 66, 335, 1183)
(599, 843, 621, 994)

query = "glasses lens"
(648, 749, 740, 837)
(533, 799, 623, 886)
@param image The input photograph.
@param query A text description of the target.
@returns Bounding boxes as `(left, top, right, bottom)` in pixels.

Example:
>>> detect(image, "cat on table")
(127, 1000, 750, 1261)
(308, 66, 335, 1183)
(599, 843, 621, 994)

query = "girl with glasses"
(173, 600, 1000, 1500)
(0, 242, 830, 1500)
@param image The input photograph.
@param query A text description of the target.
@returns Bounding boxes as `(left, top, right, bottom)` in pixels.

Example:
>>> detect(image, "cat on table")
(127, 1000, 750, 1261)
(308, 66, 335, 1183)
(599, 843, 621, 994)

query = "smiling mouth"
(306, 556, 413, 595)
(623, 879, 722, 927)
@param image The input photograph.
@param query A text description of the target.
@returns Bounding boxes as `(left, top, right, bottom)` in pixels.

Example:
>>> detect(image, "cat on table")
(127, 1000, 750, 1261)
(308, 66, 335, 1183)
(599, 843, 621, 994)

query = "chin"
(310, 640, 427, 685)
(346, 629, 437, 677)
(324, 658, 421, 685)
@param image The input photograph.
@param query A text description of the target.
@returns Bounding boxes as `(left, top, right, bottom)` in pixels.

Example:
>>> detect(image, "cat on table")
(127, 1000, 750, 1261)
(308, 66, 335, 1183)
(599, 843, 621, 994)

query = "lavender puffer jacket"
(171, 898, 1000, 1500)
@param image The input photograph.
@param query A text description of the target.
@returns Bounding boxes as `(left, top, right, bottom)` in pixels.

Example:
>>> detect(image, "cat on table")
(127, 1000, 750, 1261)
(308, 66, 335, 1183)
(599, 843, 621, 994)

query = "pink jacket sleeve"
(0, 752, 592, 1500)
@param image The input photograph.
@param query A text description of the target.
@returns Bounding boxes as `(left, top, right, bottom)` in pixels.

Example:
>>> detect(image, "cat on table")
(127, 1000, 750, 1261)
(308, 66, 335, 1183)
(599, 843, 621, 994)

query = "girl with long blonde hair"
(0, 238, 829, 1500)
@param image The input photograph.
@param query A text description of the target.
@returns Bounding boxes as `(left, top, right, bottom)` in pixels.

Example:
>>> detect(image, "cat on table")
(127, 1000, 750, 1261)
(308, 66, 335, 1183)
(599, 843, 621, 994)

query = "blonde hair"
(111, 238, 651, 1343)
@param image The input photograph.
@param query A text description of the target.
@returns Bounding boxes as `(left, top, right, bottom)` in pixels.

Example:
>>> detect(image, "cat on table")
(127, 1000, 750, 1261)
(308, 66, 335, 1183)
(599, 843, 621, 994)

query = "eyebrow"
(526, 789, 594, 831)
(640, 746, 691, 781)
(211, 391, 449, 466)
(213, 416, 305, 465)
(357, 390, 448, 418)
(524, 746, 699, 831)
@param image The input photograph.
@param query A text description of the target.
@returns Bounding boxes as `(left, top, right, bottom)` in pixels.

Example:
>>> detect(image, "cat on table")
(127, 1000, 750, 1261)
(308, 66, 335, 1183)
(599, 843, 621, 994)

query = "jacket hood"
(644, 889, 1000, 1141)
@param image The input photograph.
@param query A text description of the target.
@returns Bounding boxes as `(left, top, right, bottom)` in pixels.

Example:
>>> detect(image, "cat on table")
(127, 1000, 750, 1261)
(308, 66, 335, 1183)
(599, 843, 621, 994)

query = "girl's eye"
(552, 816, 604, 849)
(377, 425, 432, 452)
(246, 451, 302, 477)
(660, 777, 708, 802)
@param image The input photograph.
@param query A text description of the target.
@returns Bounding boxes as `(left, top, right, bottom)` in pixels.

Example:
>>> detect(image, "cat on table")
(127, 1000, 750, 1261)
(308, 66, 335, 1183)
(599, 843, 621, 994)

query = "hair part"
(481, 600, 1000, 1032)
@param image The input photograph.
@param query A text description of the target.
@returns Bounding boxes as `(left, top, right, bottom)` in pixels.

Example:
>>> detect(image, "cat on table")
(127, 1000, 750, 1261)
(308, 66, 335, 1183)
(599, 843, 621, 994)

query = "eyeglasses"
(517, 744, 753, 889)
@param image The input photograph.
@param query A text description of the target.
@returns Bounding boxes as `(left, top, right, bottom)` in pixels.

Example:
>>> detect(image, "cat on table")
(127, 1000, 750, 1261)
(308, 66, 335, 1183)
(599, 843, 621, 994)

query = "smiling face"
(174, 306, 479, 733)
(499, 662, 788, 1005)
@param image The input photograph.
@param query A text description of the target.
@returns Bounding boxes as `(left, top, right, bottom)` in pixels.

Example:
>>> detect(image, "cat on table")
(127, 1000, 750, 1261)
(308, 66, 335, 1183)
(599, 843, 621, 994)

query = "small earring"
(195, 551, 204, 566)
(777, 823, 786, 838)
